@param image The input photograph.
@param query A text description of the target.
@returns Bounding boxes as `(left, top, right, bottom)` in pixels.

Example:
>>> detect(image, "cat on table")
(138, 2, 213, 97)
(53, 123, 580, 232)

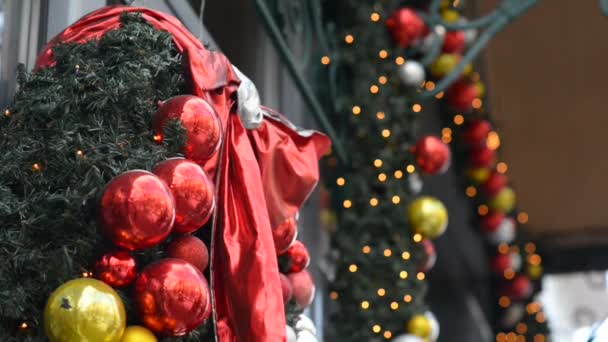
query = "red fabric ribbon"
(35, 6, 330, 342)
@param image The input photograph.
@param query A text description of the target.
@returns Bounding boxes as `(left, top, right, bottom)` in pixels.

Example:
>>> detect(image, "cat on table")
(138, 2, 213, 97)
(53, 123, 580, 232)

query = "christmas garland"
(323, 1, 551, 341)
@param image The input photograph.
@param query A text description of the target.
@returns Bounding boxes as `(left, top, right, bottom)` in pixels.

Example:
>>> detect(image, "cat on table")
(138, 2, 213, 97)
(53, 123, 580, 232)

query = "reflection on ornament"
(153, 158, 215, 234)
(94, 250, 137, 288)
(153, 95, 222, 163)
(44, 278, 126, 342)
(134, 259, 211, 336)
(99, 170, 175, 251)
(407, 197, 448, 239)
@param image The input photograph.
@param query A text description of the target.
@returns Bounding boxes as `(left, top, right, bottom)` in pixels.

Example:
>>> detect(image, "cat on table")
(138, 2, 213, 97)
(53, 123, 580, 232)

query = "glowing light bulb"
(376, 111, 385, 120)
(406, 165, 415, 173)
(377, 288, 386, 296)
(383, 249, 392, 257)
(321, 56, 331, 65)
(330, 291, 339, 300)
(352, 106, 362, 115)
(370, 85, 380, 94)
(454, 114, 464, 125)
(381, 129, 391, 138)
(412, 104, 422, 112)
(345, 34, 355, 44)
(401, 251, 411, 260)
(403, 294, 412, 303)
(361, 301, 370, 309)
(400, 271, 408, 279)
(466, 186, 477, 197)
(370, 198, 379, 206)
(378, 50, 388, 59)
(349, 264, 358, 272)
(497, 162, 508, 173)
(499, 296, 511, 308)
(390, 302, 399, 310)
(378, 173, 387, 182)
(378, 76, 388, 84)
(337, 177, 346, 186)
(412, 234, 422, 243)
(372, 325, 382, 333)
(343, 200, 352, 208)
(395, 57, 405, 65)
(374, 159, 383, 168)
(392, 195, 401, 204)
(518, 212, 529, 224)
(417, 272, 425, 280)
(371, 12, 381, 22)
(394, 170, 403, 179)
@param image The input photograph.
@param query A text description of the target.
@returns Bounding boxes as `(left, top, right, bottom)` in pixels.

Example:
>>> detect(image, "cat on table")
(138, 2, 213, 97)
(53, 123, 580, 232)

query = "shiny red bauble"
(153, 158, 215, 233)
(94, 250, 137, 288)
(282, 241, 310, 274)
(134, 258, 211, 336)
(447, 81, 479, 112)
(491, 252, 521, 274)
(273, 216, 298, 254)
(442, 31, 465, 53)
(480, 212, 505, 233)
(501, 275, 533, 301)
(414, 135, 451, 174)
(418, 239, 437, 273)
(99, 170, 175, 251)
(463, 119, 492, 146)
(482, 171, 508, 196)
(153, 95, 222, 163)
(288, 270, 315, 309)
(469, 146, 496, 168)
(386, 8, 426, 48)
(280, 273, 293, 304)
(166, 235, 209, 272)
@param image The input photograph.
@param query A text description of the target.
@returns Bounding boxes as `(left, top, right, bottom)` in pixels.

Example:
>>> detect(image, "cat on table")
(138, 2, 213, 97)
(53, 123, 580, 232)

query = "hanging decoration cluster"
(1, 7, 328, 342)
(418, 2, 551, 340)
(325, 0, 550, 341)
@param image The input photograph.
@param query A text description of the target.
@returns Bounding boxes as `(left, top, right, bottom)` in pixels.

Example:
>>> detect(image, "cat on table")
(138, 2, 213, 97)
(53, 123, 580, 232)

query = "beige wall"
(479, 1, 608, 244)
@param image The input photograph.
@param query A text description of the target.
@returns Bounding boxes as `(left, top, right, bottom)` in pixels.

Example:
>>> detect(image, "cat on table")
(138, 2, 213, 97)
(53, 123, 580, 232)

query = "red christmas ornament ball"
(491, 252, 522, 274)
(463, 119, 492, 146)
(418, 239, 437, 272)
(166, 235, 209, 272)
(469, 146, 496, 168)
(386, 8, 426, 48)
(414, 135, 451, 174)
(501, 275, 533, 301)
(282, 240, 310, 274)
(482, 171, 508, 196)
(447, 81, 479, 112)
(134, 258, 211, 336)
(442, 31, 465, 53)
(94, 250, 137, 288)
(280, 273, 294, 304)
(480, 212, 505, 233)
(273, 216, 298, 254)
(153, 158, 215, 234)
(153, 95, 222, 164)
(288, 270, 316, 309)
(99, 170, 175, 251)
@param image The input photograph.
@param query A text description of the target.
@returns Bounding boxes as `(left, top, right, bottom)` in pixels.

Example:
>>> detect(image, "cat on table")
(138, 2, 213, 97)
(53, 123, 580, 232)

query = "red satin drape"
(35, 6, 330, 342)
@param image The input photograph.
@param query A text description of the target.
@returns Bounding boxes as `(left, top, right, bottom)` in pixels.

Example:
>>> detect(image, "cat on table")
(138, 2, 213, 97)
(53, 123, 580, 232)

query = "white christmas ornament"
(509, 252, 523, 272)
(296, 330, 318, 342)
(296, 314, 317, 335)
(408, 172, 423, 194)
(425, 311, 440, 341)
(500, 303, 525, 328)
(458, 18, 478, 46)
(398, 60, 426, 87)
(487, 217, 516, 245)
(414, 25, 446, 54)
(286, 325, 297, 342)
(232, 65, 263, 129)
(392, 334, 425, 342)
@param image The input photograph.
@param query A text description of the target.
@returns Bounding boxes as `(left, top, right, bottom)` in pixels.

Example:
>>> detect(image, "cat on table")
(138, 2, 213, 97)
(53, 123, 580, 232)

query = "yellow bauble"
(408, 197, 448, 239)
(462, 63, 474, 76)
(489, 187, 516, 213)
(473, 81, 486, 97)
(407, 314, 432, 338)
(121, 326, 157, 342)
(441, 9, 460, 23)
(467, 167, 490, 184)
(528, 264, 543, 280)
(44, 278, 126, 342)
(430, 54, 459, 78)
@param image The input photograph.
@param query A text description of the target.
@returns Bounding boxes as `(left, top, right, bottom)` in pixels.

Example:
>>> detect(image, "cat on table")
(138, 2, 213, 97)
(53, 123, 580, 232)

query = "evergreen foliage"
(0, 13, 203, 341)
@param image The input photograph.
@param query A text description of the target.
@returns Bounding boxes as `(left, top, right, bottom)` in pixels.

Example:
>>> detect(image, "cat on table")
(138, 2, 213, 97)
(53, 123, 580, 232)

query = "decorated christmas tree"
(1, 6, 327, 342)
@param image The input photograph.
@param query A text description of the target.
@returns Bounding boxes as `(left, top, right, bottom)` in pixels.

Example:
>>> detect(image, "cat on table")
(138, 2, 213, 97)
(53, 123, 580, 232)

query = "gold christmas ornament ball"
(527, 264, 543, 280)
(489, 187, 516, 213)
(408, 196, 448, 239)
(467, 167, 490, 184)
(407, 314, 432, 338)
(44, 278, 126, 342)
(430, 54, 459, 78)
(121, 326, 157, 342)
